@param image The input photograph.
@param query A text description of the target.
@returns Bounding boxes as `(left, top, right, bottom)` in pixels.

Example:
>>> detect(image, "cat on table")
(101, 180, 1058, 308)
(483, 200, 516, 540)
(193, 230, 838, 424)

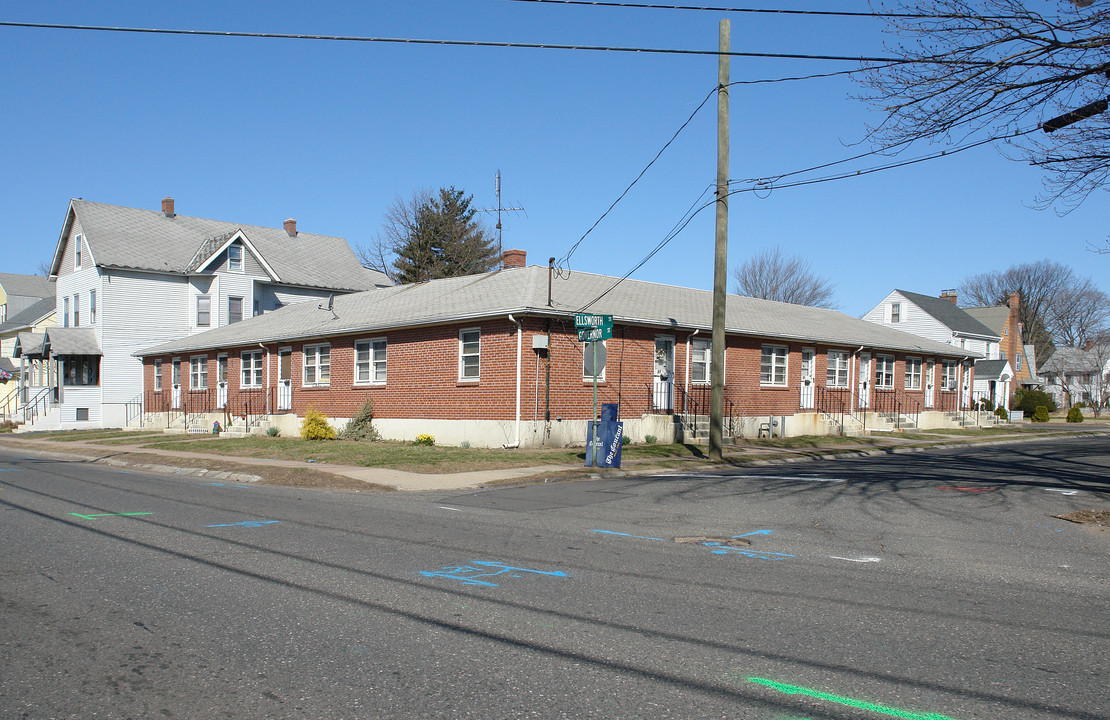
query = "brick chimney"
(284, 218, 297, 237)
(939, 289, 958, 305)
(162, 196, 175, 218)
(1007, 292, 1021, 376)
(502, 248, 526, 269)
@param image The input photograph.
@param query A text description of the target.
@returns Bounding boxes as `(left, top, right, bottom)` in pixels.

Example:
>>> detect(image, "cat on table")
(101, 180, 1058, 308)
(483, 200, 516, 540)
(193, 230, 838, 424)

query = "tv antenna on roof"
(476, 170, 526, 267)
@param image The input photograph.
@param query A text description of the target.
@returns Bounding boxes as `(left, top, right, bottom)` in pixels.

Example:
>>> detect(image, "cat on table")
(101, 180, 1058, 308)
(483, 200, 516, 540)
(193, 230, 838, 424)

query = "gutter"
(503, 314, 523, 449)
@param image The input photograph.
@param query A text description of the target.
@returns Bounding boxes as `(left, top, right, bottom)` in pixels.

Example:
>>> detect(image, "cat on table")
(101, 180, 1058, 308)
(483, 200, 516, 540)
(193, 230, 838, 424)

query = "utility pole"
(709, 19, 729, 462)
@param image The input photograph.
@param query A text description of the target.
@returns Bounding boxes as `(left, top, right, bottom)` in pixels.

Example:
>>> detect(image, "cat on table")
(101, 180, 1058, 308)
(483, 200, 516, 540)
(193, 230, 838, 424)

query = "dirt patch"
(1052, 510, 1110, 528)
(674, 536, 752, 547)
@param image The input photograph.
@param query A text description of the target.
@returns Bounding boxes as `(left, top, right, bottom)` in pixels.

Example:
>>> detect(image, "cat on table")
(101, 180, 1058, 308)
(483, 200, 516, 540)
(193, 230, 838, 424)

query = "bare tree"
(356, 187, 499, 285)
(859, 1, 1110, 213)
(732, 248, 837, 308)
(36, 259, 52, 276)
(957, 259, 1110, 361)
(1076, 341, 1110, 417)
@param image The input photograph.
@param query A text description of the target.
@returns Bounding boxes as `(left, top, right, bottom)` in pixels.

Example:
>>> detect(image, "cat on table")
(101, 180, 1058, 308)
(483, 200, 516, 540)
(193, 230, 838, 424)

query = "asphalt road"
(0, 436, 1106, 719)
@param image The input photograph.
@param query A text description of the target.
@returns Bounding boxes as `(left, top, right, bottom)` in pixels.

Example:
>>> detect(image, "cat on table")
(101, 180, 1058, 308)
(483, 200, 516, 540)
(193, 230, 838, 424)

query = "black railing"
(230, 387, 273, 430)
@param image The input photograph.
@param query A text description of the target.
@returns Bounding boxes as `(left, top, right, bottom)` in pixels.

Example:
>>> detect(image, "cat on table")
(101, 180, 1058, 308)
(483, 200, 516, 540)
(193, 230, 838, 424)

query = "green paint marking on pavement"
(747, 677, 963, 720)
(70, 512, 153, 520)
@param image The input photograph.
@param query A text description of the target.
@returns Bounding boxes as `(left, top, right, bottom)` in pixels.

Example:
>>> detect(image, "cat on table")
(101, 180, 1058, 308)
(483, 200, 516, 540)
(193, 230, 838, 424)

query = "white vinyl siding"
(303, 344, 330, 386)
(459, 328, 480, 381)
(760, 345, 788, 386)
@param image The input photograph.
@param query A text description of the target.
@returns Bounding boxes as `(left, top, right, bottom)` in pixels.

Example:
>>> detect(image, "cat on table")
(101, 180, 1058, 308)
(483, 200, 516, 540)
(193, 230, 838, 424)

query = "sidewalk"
(2, 426, 1105, 492)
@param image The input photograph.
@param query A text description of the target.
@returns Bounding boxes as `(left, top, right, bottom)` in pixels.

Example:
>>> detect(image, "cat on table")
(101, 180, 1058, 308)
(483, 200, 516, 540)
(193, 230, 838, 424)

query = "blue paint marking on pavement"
(732, 530, 773, 537)
(419, 560, 568, 587)
(591, 529, 665, 541)
(0, 469, 21, 472)
(206, 482, 252, 489)
(702, 542, 795, 559)
(206, 520, 280, 528)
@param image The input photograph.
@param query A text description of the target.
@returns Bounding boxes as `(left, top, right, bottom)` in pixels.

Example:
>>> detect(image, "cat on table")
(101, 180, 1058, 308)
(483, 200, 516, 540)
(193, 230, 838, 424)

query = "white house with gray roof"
(24, 197, 390, 430)
(136, 252, 982, 447)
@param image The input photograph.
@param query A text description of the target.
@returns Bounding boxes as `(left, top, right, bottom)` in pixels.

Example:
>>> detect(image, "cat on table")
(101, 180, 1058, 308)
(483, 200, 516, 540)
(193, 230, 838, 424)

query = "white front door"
(858, 352, 871, 409)
(216, 355, 228, 409)
(278, 348, 292, 411)
(961, 363, 972, 409)
(924, 360, 935, 408)
(653, 336, 674, 412)
(800, 348, 815, 409)
(171, 359, 182, 409)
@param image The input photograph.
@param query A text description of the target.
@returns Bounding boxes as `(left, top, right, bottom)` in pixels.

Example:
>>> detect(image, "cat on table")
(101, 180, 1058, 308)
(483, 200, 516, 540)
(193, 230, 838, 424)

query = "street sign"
(583, 340, 607, 376)
(577, 326, 612, 342)
(575, 313, 613, 328)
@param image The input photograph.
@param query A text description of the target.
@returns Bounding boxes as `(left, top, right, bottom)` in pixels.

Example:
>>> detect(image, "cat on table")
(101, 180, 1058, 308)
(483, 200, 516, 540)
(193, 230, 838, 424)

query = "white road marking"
(830, 556, 882, 563)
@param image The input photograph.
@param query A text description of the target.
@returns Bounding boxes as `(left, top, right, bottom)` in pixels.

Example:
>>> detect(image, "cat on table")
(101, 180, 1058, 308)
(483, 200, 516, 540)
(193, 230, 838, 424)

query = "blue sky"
(1, 0, 1106, 317)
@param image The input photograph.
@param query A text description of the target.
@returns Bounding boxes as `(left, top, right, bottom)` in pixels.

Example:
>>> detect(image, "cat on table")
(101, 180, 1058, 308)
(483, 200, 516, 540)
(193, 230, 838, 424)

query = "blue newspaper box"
(585, 403, 623, 468)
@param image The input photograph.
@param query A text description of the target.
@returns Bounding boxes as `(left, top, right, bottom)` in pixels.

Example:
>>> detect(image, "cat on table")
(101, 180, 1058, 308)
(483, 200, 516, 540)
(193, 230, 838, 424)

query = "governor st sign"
(575, 314, 613, 341)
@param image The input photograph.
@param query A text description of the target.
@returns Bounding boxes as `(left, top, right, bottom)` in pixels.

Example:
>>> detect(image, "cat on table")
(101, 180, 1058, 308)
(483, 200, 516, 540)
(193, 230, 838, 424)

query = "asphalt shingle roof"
(0, 273, 54, 299)
(973, 359, 1011, 381)
(896, 290, 999, 338)
(0, 297, 55, 334)
(139, 266, 976, 358)
(963, 306, 1010, 336)
(65, 200, 385, 292)
(46, 328, 102, 356)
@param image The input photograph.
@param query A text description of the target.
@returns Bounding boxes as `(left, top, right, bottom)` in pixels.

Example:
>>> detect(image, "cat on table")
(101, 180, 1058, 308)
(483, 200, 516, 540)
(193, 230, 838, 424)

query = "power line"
(506, 0, 1017, 20)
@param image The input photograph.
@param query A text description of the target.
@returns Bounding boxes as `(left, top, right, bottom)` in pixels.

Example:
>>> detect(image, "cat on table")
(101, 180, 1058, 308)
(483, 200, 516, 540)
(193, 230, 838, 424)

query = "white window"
(90, 290, 96, 324)
(459, 328, 480, 380)
(582, 340, 607, 381)
(904, 357, 922, 390)
(228, 296, 243, 324)
(890, 302, 901, 323)
(826, 350, 850, 388)
(228, 244, 243, 272)
(355, 339, 387, 384)
(217, 355, 228, 384)
(691, 338, 711, 384)
(1015, 353, 1022, 371)
(941, 361, 958, 391)
(63, 297, 69, 327)
(196, 296, 211, 327)
(875, 354, 895, 389)
(241, 351, 264, 387)
(75, 234, 82, 269)
(303, 344, 330, 386)
(154, 359, 163, 391)
(189, 356, 208, 390)
(760, 345, 788, 386)
(72, 294, 79, 327)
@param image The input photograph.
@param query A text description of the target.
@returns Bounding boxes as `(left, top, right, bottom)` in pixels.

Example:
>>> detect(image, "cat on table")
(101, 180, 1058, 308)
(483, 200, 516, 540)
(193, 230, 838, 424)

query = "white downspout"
(260, 343, 270, 415)
(503, 314, 522, 448)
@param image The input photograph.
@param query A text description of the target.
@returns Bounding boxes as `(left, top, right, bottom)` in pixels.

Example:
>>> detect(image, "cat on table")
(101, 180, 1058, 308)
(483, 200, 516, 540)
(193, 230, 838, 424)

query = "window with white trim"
(904, 357, 922, 390)
(875, 354, 895, 389)
(228, 243, 243, 272)
(941, 361, 958, 390)
(90, 290, 96, 324)
(760, 345, 788, 386)
(241, 350, 264, 387)
(355, 339, 387, 384)
(75, 234, 82, 269)
(890, 302, 901, 323)
(582, 340, 607, 381)
(303, 344, 330, 386)
(189, 356, 208, 390)
(459, 328, 480, 381)
(1015, 353, 1022, 371)
(691, 338, 711, 384)
(196, 296, 211, 327)
(228, 296, 243, 324)
(154, 359, 163, 391)
(63, 297, 69, 327)
(826, 350, 850, 387)
(72, 294, 79, 327)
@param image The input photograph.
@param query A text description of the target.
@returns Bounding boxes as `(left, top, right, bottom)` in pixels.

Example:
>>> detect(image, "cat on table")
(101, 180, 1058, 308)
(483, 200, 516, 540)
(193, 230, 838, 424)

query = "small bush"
(994, 407, 1008, 421)
(620, 436, 631, 446)
(1033, 406, 1050, 423)
(644, 434, 657, 445)
(338, 399, 380, 442)
(460, 440, 471, 449)
(977, 397, 995, 412)
(413, 433, 435, 446)
(266, 426, 280, 437)
(1066, 406, 1084, 423)
(1012, 388, 1057, 415)
(300, 408, 337, 440)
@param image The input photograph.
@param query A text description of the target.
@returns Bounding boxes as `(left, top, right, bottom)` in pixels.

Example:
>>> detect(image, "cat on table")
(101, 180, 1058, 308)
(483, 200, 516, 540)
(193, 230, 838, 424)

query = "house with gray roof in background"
(136, 250, 984, 447)
(14, 197, 389, 431)
(863, 289, 1013, 412)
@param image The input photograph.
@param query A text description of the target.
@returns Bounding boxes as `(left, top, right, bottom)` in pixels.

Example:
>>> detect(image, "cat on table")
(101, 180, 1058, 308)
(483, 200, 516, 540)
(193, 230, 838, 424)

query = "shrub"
(1066, 406, 1084, 423)
(620, 435, 631, 446)
(266, 426, 280, 437)
(300, 408, 337, 440)
(644, 434, 657, 445)
(977, 397, 995, 411)
(413, 433, 435, 446)
(1033, 406, 1050, 423)
(994, 407, 1008, 421)
(338, 399, 380, 442)
(1012, 388, 1057, 415)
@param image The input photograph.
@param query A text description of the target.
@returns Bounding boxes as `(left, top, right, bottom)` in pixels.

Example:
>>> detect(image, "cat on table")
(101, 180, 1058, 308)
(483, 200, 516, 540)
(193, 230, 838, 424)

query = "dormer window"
(228, 244, 243, 272)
